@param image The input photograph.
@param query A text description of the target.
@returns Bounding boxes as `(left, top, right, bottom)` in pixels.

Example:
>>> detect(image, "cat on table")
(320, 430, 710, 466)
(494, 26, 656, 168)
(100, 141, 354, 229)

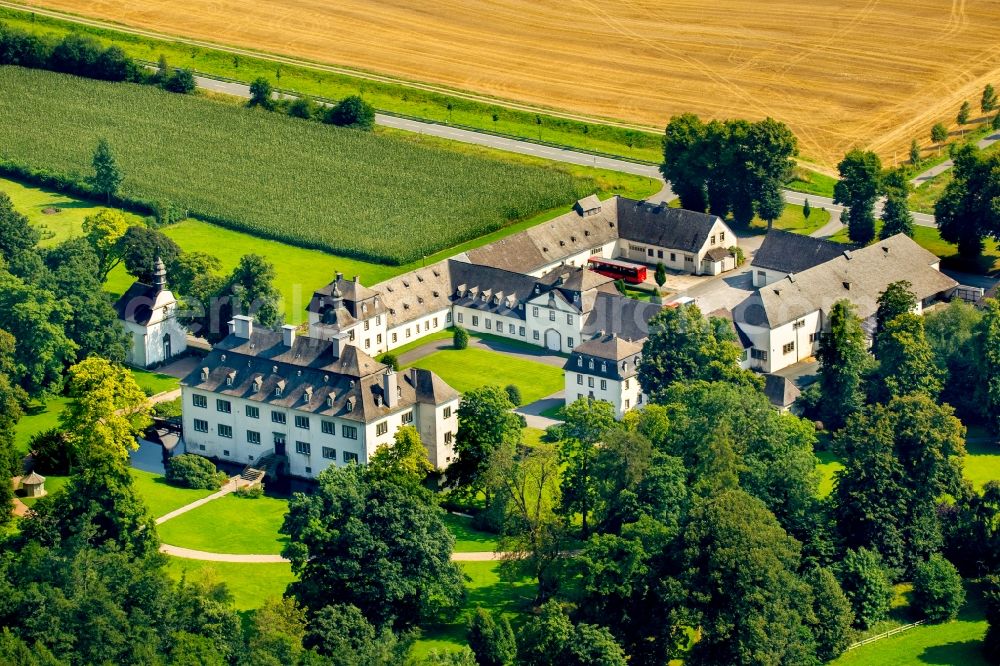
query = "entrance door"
(162, 334, 172, 361)
(544, 329, 561, 351)
(273, 434, 286, 456)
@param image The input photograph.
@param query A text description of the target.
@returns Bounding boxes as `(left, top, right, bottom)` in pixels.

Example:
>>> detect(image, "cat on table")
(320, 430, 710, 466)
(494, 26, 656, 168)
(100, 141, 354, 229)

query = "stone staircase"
(239, 451, 285, 486)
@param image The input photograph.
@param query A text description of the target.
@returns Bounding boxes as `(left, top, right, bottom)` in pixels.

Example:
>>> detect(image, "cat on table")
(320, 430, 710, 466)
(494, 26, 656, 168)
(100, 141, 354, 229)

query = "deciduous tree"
(984, 84, 998, 114)
(119, 225, 182, 283)
(838, 547, 894, 629)
(805, 566, 855, 662)
(447, 385, 520, 502)
(324, 95, 375, 130)
(931, 123, 949, 146)
(834, 149, 882, 245)
(82, 208, 129, 282)
(880, 168, 914, 239)
(557, 397, 617, 536)
(874, 313, 943, 401)
(248, 77, 274, 110)
(817, 300, 871, 430)
(468, 607, 516, 666)
(936, 144, 1000, 259)
(912, 554, 965, 622)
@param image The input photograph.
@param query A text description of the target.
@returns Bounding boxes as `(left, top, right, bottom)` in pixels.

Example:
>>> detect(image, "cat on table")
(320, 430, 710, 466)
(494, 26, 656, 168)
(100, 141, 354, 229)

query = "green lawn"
(411, 560, 536, 659)
(829, 224, 1000, 274)
(386, 329, 456, 358)
(539, 403, 565, 420)
(157, 494, 289, 555)
(522, 427, 549, 448)
(831, 581, 988, 666)
(0, 175, 144, 246)
(13, 396, 71, 455)
(749, 202, 831, 236)
(129, 368, 180, 396)
(910, 131, 1000, 215)
(130, 468, 217, 519)
(816, 449, 844, 499)
(164, 557, 296, 611)
(965, 438, 1000, 490)
(405, 347, 564, 405)
(442, 513, 499, 553)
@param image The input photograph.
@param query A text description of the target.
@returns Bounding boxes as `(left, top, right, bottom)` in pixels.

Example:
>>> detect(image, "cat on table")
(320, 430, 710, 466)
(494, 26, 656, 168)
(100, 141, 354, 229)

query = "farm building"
(733, 234, 957, 373)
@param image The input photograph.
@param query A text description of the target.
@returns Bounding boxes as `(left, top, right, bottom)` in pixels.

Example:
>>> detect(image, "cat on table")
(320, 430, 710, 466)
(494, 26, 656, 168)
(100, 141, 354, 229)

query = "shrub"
(912, 554, 965, 622)
(730, 245, 746, 266)
(379, 353, 400, 371)
(163, 68, 196, 94)
(153, 397, 182, 419)
(654, 262, 667, 287)
(287, 96, 315, 120)
(504, 384, 522, 406)
(323, 95, 375, 130)
(165, 454, 227, 490)
(468, 607, 516, 666)
(984, 575, 1000, 664)
(248, 77, 274, 110)
(234, 483, 264, 499)
(453, 326, 470, 350)
(29, 428, 72, 475)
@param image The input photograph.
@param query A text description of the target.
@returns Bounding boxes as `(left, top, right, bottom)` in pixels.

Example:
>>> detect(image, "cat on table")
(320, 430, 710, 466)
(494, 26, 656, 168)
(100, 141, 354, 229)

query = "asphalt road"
(911, 130, 1000, 186)
(194, 73, 938, 227)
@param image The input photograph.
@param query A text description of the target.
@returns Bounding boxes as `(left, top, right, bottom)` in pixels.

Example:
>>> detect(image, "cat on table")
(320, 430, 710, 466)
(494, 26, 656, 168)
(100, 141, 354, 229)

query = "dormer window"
(252, 376, 263, 393)
(588, 359, 594, 370)
(346, 398, 354, 412)
(226, 371, 236, 386)
(327, 394, 335, 408)
(275, 380, 286, 397)
(304, 386, 313, 403)
(577, 357, 583, 367)
(601, 362, 607, 372)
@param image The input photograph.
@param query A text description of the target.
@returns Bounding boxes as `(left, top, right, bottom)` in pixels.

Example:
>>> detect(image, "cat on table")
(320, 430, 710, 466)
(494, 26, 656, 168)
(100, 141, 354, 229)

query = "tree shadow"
(917, 640, 984, 665)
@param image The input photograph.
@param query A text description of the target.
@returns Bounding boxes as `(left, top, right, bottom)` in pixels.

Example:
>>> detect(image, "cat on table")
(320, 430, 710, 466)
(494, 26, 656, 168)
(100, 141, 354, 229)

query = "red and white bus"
(587, 256, 648, 284)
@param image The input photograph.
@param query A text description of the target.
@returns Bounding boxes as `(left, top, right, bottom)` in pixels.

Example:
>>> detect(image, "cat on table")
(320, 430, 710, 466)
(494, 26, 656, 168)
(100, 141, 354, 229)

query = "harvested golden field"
(19, 0, 1000, 165)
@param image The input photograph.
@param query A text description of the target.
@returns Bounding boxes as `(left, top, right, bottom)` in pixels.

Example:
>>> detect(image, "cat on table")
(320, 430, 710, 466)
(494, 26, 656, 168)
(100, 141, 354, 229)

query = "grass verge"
(442, 513, 499, 553)
(130, 468, 216, 519)
(13, 396, 70, 455)
(164, 557, 295, 611)
(129, 367, 180, 396)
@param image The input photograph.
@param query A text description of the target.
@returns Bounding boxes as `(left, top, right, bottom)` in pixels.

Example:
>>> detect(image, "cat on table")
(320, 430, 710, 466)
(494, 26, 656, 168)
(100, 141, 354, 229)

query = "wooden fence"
(845, 620, 926, 651)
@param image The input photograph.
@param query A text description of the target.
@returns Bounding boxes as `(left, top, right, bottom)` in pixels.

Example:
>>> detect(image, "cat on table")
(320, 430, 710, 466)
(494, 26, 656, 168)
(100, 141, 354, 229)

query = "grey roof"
(181, 328, 455, 422)
(572, 333, 643, 361)
(763, 374, 801, 409)
(704, 246, 732, 262)
(308, 273, 386, 322)
(408, 367, 459, 405)
(565, 337, 642, 381)
(21, 472, 45, 484)
(751, 230, 850, 274)
(114, 282, 161, 325)
(583, 292, 663, 342)
(616, 197, 724, 253)
(373, 260, 455, 328)
(734, 234, 957, 329)
(575, 194, 603, 214)
(465, 196, 620, 274)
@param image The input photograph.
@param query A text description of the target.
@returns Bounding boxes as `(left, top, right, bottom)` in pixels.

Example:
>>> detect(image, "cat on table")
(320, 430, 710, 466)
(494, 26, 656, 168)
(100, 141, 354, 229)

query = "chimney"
(335, 271, 344, 282)
(843, 281, 852, 291)
(228, 320, 236, 335)
(330, 332, 349, 359)
(384, 369, 398, 408)
(281, 324, 297, 348)
(231, 315, 253, 339)
(352, 275, 359, 283)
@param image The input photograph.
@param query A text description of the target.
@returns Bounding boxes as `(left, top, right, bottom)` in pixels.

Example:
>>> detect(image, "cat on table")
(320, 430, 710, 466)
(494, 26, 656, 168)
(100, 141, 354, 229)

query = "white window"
(321, 420, 335, 435)
(568, 337, 574, 348)
(322, 446, 336, 459)
(600, 379, 607, 390)
(392, 332, 398, 343)
(247, 430, 261, 445)
(295, 415, 310, 429)
(193, 419, 208, 432)
(783, 342, 795, 354)
(216, 399, 231, 413)
(549, 311, 556, 322)
(342, 424, 358, 439)
(457, 313, 463, 323)
(751, 349, 768, 361)
(444, 432, 453, 444)
(192, 394, 207, 408)
(343, 451, 359, 464)
(443, 406, 452, 419)
(402, 411, 414, 424)
(376, 421, 388, 436)
(519, 326, 525, 337)
(577, 374, 583, 385)
(472, 316, 479, 326)
(533, 331, 540, 341)
(532, 306, 539, 317)
(246, 405, 259, 419)
(485, 319, 491, 330)
(588, 377, 594, 388)
(271, 411, 286, 424)
(720, 231, 725, 242)
(218, 424, 233, 439)
(624, 379, 629, 389)
(566, 314, 573, 325)
(364, 320, 370, 331)
(509, 323, 515, 334)
(295, 441, 311, 455)
(809, 333, 819, 343)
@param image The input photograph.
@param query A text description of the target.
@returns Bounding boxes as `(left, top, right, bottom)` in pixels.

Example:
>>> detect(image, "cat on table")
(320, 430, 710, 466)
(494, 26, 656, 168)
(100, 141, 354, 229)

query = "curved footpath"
(159, 543, 503, 563)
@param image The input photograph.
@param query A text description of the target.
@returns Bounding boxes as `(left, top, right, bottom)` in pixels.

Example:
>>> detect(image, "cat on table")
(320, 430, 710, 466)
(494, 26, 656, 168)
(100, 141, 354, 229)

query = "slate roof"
(616, 197, 723, 253)
(373, 260, 455, 327)
(734, 234, 957, 329)
(181, 328, 455, 422)
(704, 246, 732, 262)
(114, 282, 161, 325)
(582, 292, 663, 342)
(751, 230, 850, 275)
(763, 374, 801, 409)
(573, 333, 643, 361)
(21, 472, 45, 484)
(308, 274, 386, 321)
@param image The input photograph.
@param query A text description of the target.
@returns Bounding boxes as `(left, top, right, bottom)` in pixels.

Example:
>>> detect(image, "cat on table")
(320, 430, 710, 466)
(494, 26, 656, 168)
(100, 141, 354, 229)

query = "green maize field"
(0, 65, 607, 264)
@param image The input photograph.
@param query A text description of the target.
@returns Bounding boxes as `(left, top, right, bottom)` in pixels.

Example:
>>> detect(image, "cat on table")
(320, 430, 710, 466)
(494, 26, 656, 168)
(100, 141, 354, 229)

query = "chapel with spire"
(113, 256, 188, 368)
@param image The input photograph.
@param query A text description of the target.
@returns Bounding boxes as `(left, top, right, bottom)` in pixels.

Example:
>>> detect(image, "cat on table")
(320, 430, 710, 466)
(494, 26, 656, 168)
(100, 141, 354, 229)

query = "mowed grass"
(19, 474, 71, 507)
(130, 468, 216, 519)
(831, 581, 988, 666)
(0, 66, 611, 265)
(964, 438, 1000, 490)
(815, 449, 844, 499)
(13, 396, 71, 455)
(442, 513, 499, 553)
(0, 176, 144, 246)
(829, 224, 1000, 274)
(748, 202, 831, 236)
(129, 368, 180, 396)
(405, 348, 564, 405)
(411, 561, 535, 659)
(157, 494, 290, 555)
(164, 557, 295, 611)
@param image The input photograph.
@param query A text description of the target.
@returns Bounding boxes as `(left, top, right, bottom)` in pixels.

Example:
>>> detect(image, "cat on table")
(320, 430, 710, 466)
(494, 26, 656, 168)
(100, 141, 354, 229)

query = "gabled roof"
(751, 230, 849, 274)
(573, 333, 643, 361)
(583, 292, 663, 342)
(734, 234, 957, 330)
(704, 246, 732, 262)
(616, 197, 724, 253)
(407, 367, 459, 405)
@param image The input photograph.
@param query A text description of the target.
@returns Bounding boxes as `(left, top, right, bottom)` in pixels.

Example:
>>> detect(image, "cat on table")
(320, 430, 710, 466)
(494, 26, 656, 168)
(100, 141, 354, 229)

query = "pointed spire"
(152, 256, 167, 292)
